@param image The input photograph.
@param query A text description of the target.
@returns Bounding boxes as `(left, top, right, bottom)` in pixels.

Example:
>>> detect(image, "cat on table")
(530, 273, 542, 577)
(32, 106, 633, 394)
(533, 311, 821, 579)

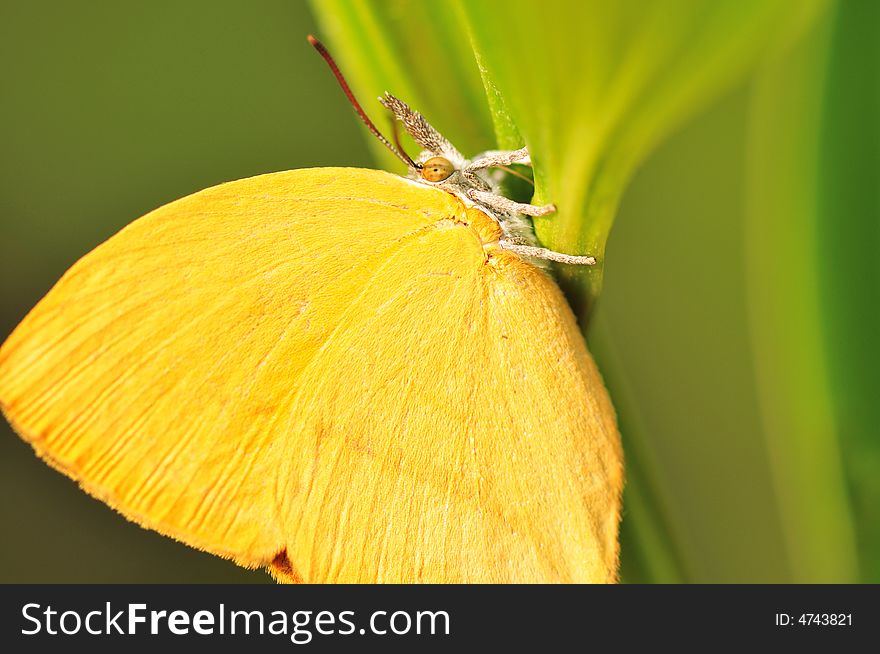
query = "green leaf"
(743, 5, 859, 582)
(817, 0, 880, 583)
(458, 0, 827, 315)
(590, 88, 797, 582)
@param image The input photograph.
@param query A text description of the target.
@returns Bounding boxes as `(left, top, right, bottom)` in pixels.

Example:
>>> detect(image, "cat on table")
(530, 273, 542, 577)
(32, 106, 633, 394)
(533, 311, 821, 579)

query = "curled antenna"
(308, 35, 418, 169)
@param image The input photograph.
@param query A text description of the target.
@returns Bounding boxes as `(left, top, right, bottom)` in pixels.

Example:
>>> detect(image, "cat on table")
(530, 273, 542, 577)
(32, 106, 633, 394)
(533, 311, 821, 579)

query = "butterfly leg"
(466, 188, 556, 217)
(464, 147, 555, 216)
(465, 146, 532, 171)
(498, 241, 596, 265)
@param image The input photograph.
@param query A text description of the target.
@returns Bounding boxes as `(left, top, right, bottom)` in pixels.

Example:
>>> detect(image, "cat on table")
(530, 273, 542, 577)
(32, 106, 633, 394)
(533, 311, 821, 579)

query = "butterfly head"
(378, 92, 496, 193)
(419, 157, 455, 183)
(309, 35, 595, 266)
(309, 36, 504, 201)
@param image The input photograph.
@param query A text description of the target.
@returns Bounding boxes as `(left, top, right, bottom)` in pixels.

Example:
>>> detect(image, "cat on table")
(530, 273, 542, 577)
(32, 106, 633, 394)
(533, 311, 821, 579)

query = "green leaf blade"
(744, 8, 859, 582)
(458, 0, 826, 314)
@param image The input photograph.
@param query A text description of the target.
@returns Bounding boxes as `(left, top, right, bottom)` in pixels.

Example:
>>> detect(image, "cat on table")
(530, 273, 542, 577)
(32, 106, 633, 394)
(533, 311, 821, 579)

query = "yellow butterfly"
(0, 36, 623, 583)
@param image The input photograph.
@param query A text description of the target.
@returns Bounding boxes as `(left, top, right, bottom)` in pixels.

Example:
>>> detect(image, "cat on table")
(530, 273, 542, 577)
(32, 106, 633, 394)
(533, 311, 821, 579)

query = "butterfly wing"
(0, 169, 622, 581)
(275, 210, 622, 582)
(0, 168, 459, 568)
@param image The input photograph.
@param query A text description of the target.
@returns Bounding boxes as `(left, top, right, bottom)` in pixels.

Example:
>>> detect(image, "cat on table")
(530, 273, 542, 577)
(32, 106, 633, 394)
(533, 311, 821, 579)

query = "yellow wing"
(0, 168, 622, 582)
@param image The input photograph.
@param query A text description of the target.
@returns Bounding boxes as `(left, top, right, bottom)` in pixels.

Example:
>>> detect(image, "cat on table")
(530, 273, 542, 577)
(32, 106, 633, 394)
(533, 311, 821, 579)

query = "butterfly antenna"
(308, 35, 419, 170)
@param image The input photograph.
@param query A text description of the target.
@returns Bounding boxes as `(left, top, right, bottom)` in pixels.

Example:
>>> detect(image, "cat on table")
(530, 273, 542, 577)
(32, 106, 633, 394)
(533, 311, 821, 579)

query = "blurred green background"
(0, 1, 875, 583)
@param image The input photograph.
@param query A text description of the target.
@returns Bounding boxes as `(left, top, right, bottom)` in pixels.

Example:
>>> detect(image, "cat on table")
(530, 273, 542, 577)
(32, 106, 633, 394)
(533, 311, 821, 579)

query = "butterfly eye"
(420, 157, 455, 182)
